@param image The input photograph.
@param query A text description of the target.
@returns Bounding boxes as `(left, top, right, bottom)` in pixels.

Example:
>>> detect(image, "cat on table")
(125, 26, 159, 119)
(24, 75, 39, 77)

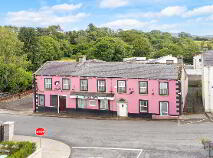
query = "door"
(59, 96, 66, 111)
(118, 103, 128, 117)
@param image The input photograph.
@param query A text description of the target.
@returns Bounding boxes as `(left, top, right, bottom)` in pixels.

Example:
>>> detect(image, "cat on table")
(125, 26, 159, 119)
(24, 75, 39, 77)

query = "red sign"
(35, 128, 45, 136)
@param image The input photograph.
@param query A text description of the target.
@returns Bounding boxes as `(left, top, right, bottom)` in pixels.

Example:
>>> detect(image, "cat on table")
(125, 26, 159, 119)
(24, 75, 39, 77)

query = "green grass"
(0, 141, 36, 158)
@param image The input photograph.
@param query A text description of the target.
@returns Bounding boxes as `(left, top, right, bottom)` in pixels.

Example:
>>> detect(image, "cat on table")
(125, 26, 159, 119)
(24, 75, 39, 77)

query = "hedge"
(0, 141, 36, 158)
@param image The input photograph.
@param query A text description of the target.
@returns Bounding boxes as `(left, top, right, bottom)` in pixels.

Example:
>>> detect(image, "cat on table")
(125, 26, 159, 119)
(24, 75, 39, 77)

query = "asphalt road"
(0, 113, 212, 158)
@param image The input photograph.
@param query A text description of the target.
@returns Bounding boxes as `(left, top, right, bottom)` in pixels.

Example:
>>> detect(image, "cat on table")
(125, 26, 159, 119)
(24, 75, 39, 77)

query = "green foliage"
(0, 24, 204, 93)
(0, 141, 36, 158)
(88, 37, 133, 61)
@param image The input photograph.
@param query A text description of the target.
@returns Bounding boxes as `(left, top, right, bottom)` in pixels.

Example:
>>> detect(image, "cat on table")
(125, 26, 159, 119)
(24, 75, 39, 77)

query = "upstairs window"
(62, 78, 70, 90)
(97, 80, 106, 92)
(139, 81, 148, 94)
(139, 100, 148, 113)
(80, 79, 88, 91)
(44, 78, 52, 90)
(160, 82, 168, 95)
(117, 80, 126, 93)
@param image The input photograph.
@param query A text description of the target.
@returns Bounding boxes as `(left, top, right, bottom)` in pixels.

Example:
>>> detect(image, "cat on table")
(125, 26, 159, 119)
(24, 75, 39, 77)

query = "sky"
(1, 0, 213, 35)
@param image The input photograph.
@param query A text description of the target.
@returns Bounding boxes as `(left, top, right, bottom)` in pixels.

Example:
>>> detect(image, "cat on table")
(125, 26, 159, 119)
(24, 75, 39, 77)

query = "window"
(160, 82, 168, 95)
(117, 80, 126, 93)
(50, 95, 58, 107)
(139, 100, 148, 113)
(100, 99, 108, 110)
(89, 100, 96, 106)
(62, 78, 70, 90)
(44, 78, 52, 90)
(78, 99, 87, 108)
(38, 94, 45, 106)
(166, 60, 174, 64)
(80, 79, 88, 91)
(160, 101, 169, 116)
(139, 81, 148, 94)
(97, 80, 106, 92)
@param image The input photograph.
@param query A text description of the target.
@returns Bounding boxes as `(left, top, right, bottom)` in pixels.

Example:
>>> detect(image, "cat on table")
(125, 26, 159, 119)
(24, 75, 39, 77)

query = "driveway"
(0, 94, 33, 112)
(0, 114, 212, 158)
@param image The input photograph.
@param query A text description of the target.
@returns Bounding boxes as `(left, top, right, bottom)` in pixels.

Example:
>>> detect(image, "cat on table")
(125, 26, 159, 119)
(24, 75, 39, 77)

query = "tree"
(0, 27, 23, 63)
(36, 36, 63, 66)
(0, 27, 32, 93)
(132, 37, 152, 57)
(88, 37, 133, 61)
(18, 27, 38, 71)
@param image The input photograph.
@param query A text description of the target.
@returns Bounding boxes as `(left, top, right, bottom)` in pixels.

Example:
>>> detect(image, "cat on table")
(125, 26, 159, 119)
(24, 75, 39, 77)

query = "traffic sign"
(35, 128, 45, 136)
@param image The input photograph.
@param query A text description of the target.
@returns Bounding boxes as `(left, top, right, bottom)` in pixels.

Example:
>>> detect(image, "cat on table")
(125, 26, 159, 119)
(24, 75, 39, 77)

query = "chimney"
(177, 56, 183, 65)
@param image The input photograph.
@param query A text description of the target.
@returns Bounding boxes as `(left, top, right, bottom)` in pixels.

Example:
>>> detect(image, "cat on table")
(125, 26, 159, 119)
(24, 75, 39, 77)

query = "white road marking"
(72, 146, 143, 158)
(136, 149, 143, 158)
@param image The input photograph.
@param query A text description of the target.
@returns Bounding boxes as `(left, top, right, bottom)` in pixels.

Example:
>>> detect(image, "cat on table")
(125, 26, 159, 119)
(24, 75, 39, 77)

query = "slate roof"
(203, 50, 213, 66)
(35, 61, 179, 80)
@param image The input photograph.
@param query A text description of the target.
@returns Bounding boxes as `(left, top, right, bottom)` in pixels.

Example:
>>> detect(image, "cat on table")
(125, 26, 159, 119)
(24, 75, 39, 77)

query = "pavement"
(13, 135, 71, 158)
(205, 112, 213, 121)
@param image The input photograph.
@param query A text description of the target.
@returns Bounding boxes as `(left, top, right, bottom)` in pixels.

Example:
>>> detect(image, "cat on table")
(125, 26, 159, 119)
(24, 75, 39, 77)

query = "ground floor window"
(100, 99, 109, 110)
(77, 99, 87, 108)
(139, 100, 148, 113)
(38, 94, 45, 106)
(160, 101, 169, 116)
(89, 100, 96, 106)
(50, 95, 58, 107)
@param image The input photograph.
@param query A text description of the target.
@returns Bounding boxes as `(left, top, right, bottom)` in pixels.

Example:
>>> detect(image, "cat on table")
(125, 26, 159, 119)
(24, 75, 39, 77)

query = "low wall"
(0, 90, 32, 102)
(28, 148, 42, 158)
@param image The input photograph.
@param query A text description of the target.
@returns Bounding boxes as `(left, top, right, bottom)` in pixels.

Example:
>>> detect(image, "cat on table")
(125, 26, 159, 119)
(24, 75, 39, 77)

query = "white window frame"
(80, 79, 88, 91)
(62, 78, 70, 90)
(117, 80, 126, 93)
(44, 78, 52, 89)
(100, 99, 109, 110)
(139, 81, 148, 94)
(38, 94, 45, 106)
(160, 82, 168, 95)
(160, 101, 169, 116)
(78, 99, 87, 108)
(98, 80, 106, 92)
(139, 100, 148, 113)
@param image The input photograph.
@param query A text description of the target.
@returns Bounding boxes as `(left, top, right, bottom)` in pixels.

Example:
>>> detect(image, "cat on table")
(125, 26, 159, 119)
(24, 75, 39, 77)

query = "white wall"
(193, 54, 202, 69)
(202, 66, 213, 112)
(156, 55, 178, 64)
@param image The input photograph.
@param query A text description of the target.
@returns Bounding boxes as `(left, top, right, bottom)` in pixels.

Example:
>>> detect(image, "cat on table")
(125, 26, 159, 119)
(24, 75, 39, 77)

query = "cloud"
(99, 0, 129, 8)
(118, 6, 187, 18)
(101, 19, 148, 30)
(5, 3, 89, 29)
(100, 19, 179, 32)
(50, 3, 82, 11)
(160, 6, 187, 17)
(184, 5, 213, 17)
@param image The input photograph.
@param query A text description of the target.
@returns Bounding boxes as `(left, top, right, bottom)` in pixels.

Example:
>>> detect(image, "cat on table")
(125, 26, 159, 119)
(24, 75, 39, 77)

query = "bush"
(0, 141, 36, 158)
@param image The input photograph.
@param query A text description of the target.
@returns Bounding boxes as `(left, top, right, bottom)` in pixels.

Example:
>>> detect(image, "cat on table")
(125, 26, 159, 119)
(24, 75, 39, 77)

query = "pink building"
(34, 60, 186, 119)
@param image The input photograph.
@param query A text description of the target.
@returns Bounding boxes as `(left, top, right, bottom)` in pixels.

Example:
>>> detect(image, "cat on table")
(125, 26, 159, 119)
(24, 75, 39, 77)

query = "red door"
(59, 96, 66, 111)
